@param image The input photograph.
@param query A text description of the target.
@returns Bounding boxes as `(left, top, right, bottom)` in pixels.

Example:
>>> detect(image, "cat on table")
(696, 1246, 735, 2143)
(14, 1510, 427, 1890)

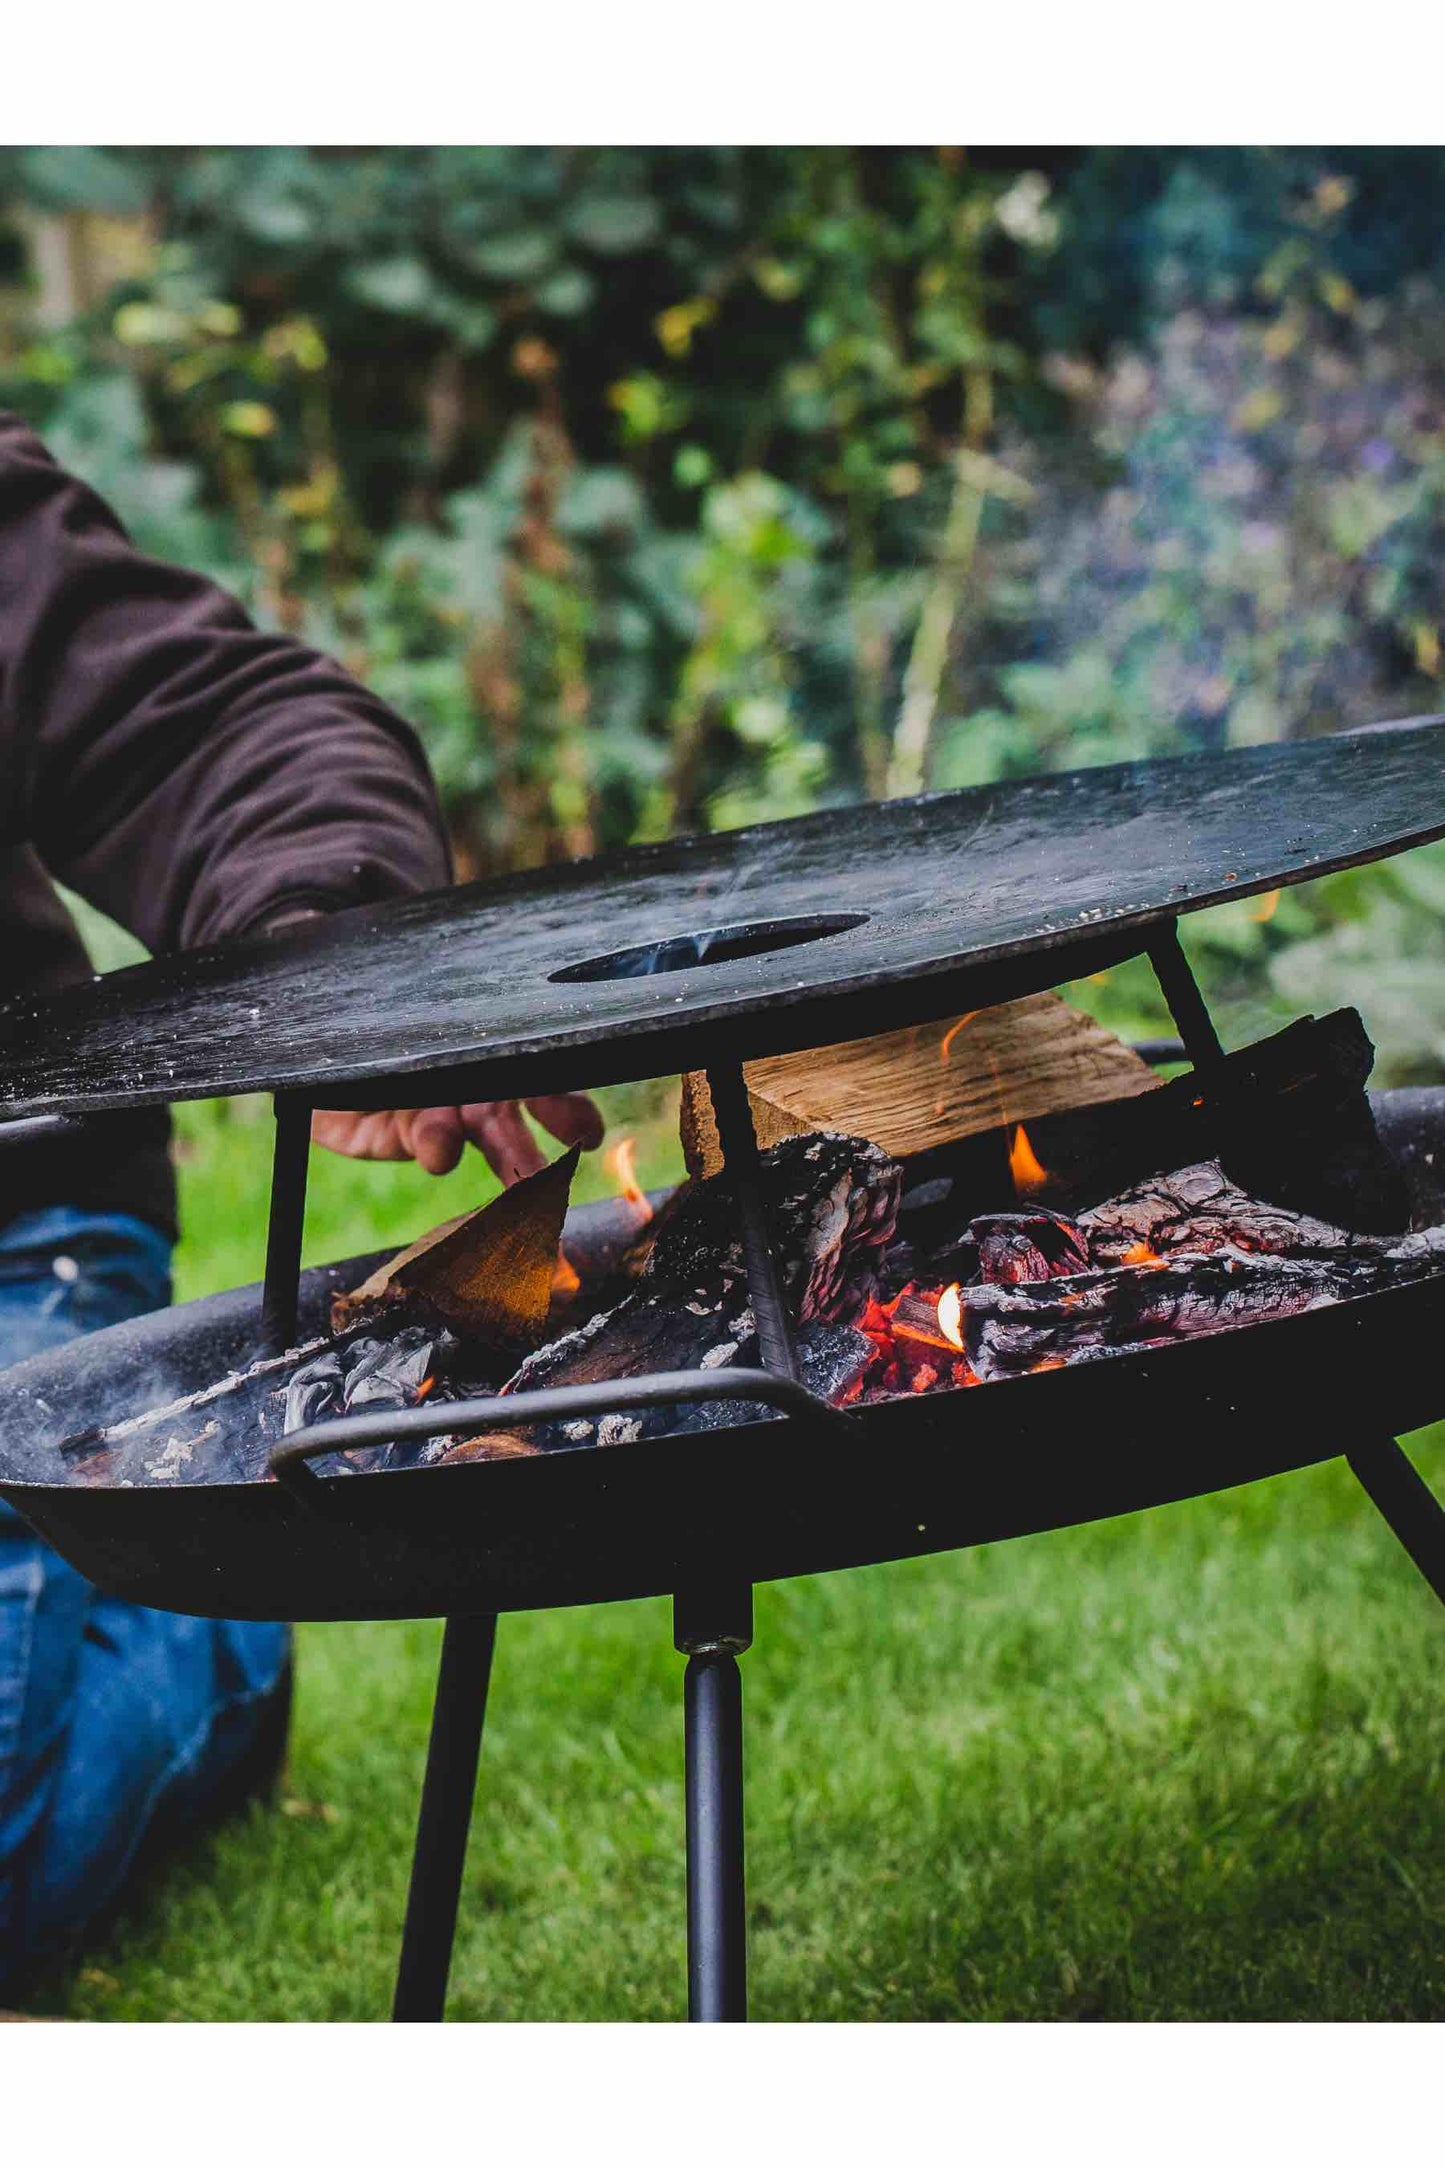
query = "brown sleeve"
(0, 411, 452, 953)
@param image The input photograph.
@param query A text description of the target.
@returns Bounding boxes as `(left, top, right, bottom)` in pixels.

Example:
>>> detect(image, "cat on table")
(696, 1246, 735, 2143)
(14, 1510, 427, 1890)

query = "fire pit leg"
(261, 1091, 312, 1353)
(705, 1060, 799, 1381)
(676, 1585, 752, 2022)
(392, 1612, 498, 2022)
(666, 1063, 789, 2023)
(1146, 920, 1225, 1068)
(1346, 1437, 1445, 1607)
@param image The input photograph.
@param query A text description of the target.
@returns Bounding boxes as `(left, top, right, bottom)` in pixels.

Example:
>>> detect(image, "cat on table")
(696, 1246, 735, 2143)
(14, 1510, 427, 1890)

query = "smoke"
(958, 288, 1445, 778)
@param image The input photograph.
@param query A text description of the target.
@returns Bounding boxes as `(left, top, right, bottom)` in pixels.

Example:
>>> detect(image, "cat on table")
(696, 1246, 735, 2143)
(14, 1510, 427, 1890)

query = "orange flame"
(939, 1012, 980, 1064)
(936, 1014, 982, 1118)
(415, 1375, 436, 1402)
(608, 1136, 654, 1223)
(937, 1283, 964, 1351)
(1248, 888, 1281, 923)
(1008, 1123, 1048, 1196)
(552, 1246, 581, 1296)
(1120, 1240, 1166, 1269)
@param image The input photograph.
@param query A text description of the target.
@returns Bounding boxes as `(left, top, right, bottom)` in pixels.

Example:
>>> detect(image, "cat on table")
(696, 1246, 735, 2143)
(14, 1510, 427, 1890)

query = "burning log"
(475, 1132, 900, 1452)
(922, 1163, 1445, 1381)
(934, 1206, 1092, 1286)
(957, 1250, 1437, 1381)
(1023, 1009, 1409, 1231)
(1075, 1161, 1394, 1266)
(895, 1009, 1411, 1240)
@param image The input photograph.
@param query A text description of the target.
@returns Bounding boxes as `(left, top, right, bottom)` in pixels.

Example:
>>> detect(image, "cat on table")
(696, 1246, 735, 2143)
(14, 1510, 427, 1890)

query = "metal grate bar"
(270, 1363, 853, 1481)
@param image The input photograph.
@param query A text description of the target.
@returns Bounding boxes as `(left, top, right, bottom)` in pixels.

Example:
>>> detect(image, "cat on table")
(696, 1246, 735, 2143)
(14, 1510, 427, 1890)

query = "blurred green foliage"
(2, 147, 1444, 1075)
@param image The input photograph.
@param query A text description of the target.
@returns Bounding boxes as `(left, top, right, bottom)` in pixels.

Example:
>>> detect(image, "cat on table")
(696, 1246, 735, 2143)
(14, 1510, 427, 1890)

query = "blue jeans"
(0, 1208, 290, 1994)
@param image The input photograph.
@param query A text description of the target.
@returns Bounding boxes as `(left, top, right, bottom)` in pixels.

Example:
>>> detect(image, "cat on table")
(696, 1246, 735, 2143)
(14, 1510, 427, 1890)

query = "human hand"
(312, 1095, 604, 1184)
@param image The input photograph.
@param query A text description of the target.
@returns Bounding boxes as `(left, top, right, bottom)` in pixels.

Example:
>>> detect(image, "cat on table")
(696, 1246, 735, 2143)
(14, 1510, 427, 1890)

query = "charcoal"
(275, 1327, 462, 1477)
(284, 1350, 344, 1433)
(510, 1288, 758, 1452)
(341, 1328, 449, 1411)
(663, 1321, 875, 1436)
(509, 1318, 874, 1453)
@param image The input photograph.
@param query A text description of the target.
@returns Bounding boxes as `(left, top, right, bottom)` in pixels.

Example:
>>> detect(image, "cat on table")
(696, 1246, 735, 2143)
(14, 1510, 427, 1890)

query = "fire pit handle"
(269, 1366, 859, 1487)
(0, 1113, 87, 1148)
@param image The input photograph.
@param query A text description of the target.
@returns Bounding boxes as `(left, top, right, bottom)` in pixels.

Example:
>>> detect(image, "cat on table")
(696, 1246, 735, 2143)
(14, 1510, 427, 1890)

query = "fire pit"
(2, 721, 1444, 2022)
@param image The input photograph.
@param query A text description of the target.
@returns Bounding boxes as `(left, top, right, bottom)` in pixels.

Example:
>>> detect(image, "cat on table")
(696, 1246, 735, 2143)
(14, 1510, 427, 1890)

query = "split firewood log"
(330, 1145, 581, 1351)
(680, 991, 1157, 1178)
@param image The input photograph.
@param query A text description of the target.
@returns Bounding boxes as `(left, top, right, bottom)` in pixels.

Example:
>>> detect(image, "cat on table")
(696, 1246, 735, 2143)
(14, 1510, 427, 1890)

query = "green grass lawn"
(19, 1090, 1445, 2021)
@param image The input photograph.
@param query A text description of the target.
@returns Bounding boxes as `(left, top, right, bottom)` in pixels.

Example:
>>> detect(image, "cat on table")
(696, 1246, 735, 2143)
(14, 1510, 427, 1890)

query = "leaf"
(464, 228, 557, 281)
(19, 146, 148, 214)
(565, 195, 661, 254)
(437, 299, 497, 352)
(220, 401, 277, 439)
(233, 185, 315, 245)
(345, 256, 438, 316)
(559, 467, 646, 538)
(537, 267, 595, 317)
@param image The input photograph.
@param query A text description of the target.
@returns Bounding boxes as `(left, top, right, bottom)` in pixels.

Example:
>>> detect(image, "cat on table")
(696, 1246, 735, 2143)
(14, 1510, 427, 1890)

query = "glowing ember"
(1008, 1123, 1049, 1196)
(852, 1287, 979, 1400)
(608, 1136, 654, 1223)
(1119, 1240, 1166, 1268)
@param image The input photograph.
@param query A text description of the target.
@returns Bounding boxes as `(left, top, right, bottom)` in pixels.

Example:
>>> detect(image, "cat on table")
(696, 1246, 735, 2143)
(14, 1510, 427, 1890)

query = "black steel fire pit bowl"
(1, 719, 1444, 2023)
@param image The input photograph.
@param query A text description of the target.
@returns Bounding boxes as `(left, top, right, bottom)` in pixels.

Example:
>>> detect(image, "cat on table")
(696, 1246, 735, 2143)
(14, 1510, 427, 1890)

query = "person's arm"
(0, 413, 600, 1181)
(0, 411, 448, 947)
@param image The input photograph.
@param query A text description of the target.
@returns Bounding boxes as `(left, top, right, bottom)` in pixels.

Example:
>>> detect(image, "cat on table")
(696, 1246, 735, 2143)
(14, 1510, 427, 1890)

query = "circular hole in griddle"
(549, 911, 870, 984)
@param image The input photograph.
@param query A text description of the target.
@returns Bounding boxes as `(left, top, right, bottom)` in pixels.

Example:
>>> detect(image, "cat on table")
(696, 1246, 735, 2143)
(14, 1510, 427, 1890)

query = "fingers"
(457, 1101, 549, 1185)
(399, 1105, 467, 1177)
(525, 1092, 606, 1152)
(312, 1109, 413, 1161)
(314, 1098, 604, 1183)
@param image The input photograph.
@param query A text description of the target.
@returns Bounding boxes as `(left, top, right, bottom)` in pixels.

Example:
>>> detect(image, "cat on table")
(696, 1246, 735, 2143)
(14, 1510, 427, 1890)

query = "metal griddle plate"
(2, 719, 1443, 1117)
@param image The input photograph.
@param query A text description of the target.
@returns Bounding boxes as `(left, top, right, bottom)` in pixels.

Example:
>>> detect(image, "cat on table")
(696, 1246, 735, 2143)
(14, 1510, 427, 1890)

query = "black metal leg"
(1146, 920, 1225, 1068)
(393, 1612, 498, 2022)
(261, 1092, 311, 1354)
(1347, 1437, 1445, 1607)
(705, 1061, 799, 1381)
(668, 1063, 787, 2023)
(676, 1585, 752, 2022)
